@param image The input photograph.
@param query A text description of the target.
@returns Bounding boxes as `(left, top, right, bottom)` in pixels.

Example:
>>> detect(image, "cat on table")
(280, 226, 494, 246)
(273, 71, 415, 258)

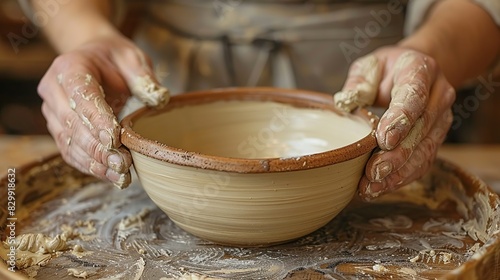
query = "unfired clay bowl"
(121, 87, 378, 246)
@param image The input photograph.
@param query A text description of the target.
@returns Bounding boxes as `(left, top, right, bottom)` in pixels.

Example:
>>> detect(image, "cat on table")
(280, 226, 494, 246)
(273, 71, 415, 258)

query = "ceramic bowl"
(121, 87, 378, 246)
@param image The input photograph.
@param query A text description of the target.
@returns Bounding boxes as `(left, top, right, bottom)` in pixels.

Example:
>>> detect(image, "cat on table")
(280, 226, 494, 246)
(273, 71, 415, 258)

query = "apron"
(134, 0, 407, 95)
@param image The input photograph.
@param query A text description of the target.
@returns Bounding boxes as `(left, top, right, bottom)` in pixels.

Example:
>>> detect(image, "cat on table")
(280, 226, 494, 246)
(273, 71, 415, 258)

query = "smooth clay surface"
(133, 100, 372, 159)
(125, 95, 376, 246)
(132, 151, 370, 245)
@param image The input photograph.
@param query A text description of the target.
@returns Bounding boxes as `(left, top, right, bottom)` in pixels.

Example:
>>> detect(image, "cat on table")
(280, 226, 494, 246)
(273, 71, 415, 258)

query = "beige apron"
(134, 0, 407, 95)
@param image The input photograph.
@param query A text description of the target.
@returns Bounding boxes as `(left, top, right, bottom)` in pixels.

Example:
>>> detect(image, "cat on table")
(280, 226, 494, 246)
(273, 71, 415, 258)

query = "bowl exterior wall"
(131, 151, 370, 246)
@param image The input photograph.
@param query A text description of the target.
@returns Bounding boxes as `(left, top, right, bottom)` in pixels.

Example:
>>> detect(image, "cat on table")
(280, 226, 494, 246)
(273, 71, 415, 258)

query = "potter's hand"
(38, 35, 169, 189)
(334, 47, 455, 201)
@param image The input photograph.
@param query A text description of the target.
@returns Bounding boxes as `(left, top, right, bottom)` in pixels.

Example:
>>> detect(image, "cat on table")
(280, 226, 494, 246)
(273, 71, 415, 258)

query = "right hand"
(38, 34, 169, 189)
(334, 47, 455, 201)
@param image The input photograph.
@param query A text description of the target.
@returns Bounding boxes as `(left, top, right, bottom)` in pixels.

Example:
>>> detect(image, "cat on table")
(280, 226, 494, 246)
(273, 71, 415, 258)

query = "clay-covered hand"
(334, 47, 455, 201)
(38, 34, 169, 189)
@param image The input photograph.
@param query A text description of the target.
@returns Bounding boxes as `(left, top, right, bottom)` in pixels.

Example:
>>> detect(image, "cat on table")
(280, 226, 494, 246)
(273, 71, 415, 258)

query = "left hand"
(334, 46, 456, 201)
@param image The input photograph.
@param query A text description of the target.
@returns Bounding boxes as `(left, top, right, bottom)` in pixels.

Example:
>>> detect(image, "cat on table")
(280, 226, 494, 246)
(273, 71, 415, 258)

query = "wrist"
(30, 0, 119, 53)
(57, 16, 121, 53)
(398, 28, 449, 76)
(399, 0, 500, 87)
(398, 13, 460, 87)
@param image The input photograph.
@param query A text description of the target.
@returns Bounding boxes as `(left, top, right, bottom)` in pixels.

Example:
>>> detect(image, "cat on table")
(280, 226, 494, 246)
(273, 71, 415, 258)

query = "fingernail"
(362, 182, 384, 201)
(374, 161, 392, 181)
(359, 189, 373, 202)
(99, 130, 113, 149)
(105, 169, 131, 189)
(115, 173, 131, 189)
(384, 129, 400, 150)
(108, 152, 125, 173)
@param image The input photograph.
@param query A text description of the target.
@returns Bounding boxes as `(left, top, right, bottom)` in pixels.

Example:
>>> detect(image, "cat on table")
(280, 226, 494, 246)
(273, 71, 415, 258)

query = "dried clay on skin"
(131, 75, 170, 107)
(334, 55, 382, 112)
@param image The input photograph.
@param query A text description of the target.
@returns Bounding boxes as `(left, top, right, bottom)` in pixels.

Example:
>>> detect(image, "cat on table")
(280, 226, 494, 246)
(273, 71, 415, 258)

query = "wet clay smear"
(1, 158, 499, 279)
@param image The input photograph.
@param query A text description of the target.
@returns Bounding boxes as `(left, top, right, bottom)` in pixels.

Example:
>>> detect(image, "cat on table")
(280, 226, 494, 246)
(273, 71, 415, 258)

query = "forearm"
(400, 0, 500, 87)
(30, 0, 118, 53)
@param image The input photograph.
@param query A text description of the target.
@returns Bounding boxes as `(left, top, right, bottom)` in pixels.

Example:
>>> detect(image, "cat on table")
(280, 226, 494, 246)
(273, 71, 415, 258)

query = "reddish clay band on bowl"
(120, 87, 378, 173)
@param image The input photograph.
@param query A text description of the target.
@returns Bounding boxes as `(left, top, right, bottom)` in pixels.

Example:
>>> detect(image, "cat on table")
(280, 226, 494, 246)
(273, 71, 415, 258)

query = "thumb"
(112, 46, 170, 107)
(334, 54, 384, 112)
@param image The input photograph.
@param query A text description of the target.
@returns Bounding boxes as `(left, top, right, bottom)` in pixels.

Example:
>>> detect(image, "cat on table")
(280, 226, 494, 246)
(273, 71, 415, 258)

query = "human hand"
(334, 47, 455, 201)
(38, 34, 169, 189)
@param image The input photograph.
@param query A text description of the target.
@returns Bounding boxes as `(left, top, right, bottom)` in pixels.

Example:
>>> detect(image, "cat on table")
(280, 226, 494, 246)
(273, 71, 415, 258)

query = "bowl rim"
(120, 87, 378, 173)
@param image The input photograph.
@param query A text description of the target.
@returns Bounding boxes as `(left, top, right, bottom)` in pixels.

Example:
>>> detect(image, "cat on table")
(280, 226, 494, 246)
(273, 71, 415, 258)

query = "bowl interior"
(132, 100, 372, 159)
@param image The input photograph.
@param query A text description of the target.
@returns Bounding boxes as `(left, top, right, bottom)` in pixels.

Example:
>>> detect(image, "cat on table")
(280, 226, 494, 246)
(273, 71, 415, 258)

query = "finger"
(111, 46, 170, 107)
(43, 102, 105, 175)
(96, 58, 132, 112)
(40, 68, 122, 150)
(333, 54, 384, 112)
(40, 69, 116, 167)
(58, 72, 122, 149)
(42, 100, 132, 189)
(365, 80, 455, 182)
(42, 102, 70, 154)
(376, 51, 437, 150)
(68, 143, 132, 189)
(359, 109, 453, 201)
(39, 55, 133, 173)
(66, 107, 132, 175)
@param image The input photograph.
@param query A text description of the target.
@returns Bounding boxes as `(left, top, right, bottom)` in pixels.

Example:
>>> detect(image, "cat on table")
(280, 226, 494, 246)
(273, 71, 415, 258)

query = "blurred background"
(0, 0, 499, 142)
(0, 0, 54, 135)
